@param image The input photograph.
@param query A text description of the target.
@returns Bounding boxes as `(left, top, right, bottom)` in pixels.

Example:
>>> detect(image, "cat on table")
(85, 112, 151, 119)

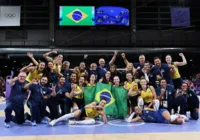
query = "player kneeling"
(49, 98, 107, 126)
(127, 106, 188, 124)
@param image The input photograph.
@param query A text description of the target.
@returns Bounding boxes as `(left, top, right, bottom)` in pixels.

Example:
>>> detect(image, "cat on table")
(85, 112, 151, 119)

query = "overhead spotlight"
(189, 59, 193, 61)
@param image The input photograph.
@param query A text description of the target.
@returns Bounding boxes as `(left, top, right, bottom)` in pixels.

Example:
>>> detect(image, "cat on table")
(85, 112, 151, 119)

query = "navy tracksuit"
(184, 89, 199, 120)
(156, 85, 187, 114)
(47, 84, 72, 119)
(27, 84, 52, 123)
(4, 80, 27, 124)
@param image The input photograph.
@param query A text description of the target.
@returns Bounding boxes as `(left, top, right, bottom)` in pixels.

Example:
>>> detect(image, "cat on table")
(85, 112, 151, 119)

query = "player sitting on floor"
(49, 98, 107, 126)
(127, 106, 188, 124)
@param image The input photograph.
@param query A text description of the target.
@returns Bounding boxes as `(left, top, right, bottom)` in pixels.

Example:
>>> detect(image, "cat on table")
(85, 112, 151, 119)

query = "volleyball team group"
(3, 50, 199, 128)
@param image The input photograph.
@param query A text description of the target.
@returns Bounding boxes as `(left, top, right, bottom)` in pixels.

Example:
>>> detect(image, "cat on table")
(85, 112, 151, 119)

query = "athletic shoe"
(41, 119, 48, 124)
(44, 116, 50, 122)
(4, 123, 10, 128)
(31, 121, 37, 126)
(49, 120, 57, 126)
(24, 119, 31, 124)
(68, 120, 76, 125)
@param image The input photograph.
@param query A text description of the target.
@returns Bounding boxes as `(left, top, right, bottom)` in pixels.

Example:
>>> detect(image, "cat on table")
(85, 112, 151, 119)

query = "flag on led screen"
(59, 6, 95, 26)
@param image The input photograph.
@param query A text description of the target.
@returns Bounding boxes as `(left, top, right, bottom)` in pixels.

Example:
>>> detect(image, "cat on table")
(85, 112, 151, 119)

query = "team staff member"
(165, 53, 187, 89)
(47, 77, 73, 119)
(24, 76, 52, 126)
(181, 83, 199, 120)
(122, 53, 146, 73)
(138, 79, 160, 111)
(4, 72, 28, 128)
(139, 61, 155, 86)
(152, 57, 174, 86)
(97, 51, 118, 80)
(49, 98, 107, 126)
(61, 61, 72, 81)
(156, 78, 187, 114)
(45, 61, 60, 85)
(128, 106, 188, 124)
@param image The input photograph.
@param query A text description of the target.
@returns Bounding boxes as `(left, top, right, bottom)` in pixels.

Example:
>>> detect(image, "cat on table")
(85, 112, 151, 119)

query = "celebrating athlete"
(49, 98, 107, 126)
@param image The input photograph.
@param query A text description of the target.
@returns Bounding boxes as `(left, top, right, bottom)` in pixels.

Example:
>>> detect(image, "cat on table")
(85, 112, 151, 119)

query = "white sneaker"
(68, 120, 76, 125)
(49, 120, 57, 126)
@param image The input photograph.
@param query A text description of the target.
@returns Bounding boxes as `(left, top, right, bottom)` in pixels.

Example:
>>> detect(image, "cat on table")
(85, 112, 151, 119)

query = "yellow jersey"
(124, 81, 138, 96)
(85, 108, 100, 118)
(87, 83, 96, 87)
(74, 85, 83, 99)
(141, 87, 154, 103)
(53, 64, 61, 73)
(26, 68, 43, 82)
(170, 64, 181, 79)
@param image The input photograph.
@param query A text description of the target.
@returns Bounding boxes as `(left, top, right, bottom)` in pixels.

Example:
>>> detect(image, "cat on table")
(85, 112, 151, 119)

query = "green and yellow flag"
(94, 83, 118, 117)
(112, 86, 128, 118)
(60, 6, 94, 26)
(84, 86, 96, 105)
(84, 83, 128, 118)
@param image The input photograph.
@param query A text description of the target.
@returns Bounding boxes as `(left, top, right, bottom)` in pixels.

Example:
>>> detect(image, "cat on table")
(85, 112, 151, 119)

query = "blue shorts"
(156, 109, 168, 124)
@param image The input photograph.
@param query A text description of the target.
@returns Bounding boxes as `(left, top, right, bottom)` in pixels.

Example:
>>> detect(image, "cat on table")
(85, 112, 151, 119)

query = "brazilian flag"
(84, 86, 96, 105)
(94, 83, 118, 117)
(112, 86, 127, 118)
(84, 83, 128, 118)
(60, 6, 95, 26)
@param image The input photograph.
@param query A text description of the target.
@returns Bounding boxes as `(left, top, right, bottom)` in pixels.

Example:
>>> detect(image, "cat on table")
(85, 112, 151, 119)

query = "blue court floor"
(0, 103, 200, 136)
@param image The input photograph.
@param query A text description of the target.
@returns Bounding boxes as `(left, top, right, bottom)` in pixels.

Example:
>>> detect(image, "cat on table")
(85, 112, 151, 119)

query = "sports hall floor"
(0, 98, 200, 140)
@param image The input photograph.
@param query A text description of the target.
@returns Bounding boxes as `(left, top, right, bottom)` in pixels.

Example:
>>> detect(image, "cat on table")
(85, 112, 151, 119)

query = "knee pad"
(153, 100, 160, 111)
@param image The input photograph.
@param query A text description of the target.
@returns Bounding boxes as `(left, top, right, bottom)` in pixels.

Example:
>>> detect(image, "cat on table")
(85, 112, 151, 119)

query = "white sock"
(127, 112, 135, 122)
(138, 98, 144, 109)
(56, 113, 74, 123)
(153, 100, 160, 111)
(75, 119, 95, 125)
(170, 115, 178, 122)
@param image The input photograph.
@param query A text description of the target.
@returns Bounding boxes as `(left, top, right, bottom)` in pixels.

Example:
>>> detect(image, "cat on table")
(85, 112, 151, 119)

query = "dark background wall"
(0, 0, 199, 48)
(0, 0, 200, 77)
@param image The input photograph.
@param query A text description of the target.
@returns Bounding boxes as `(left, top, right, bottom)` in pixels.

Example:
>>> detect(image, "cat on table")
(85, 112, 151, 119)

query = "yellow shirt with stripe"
(74, 85, 83, 99)
(85, 108, 101, 118)
(26, 68, 43, 82)
(170, 64, 181, 79)
(141, 87, 154, 103)
(125, 81, 138, 96)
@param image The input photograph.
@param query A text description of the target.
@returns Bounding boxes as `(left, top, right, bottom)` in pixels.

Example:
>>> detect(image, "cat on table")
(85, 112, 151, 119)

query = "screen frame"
(57, 5, 131, 29)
